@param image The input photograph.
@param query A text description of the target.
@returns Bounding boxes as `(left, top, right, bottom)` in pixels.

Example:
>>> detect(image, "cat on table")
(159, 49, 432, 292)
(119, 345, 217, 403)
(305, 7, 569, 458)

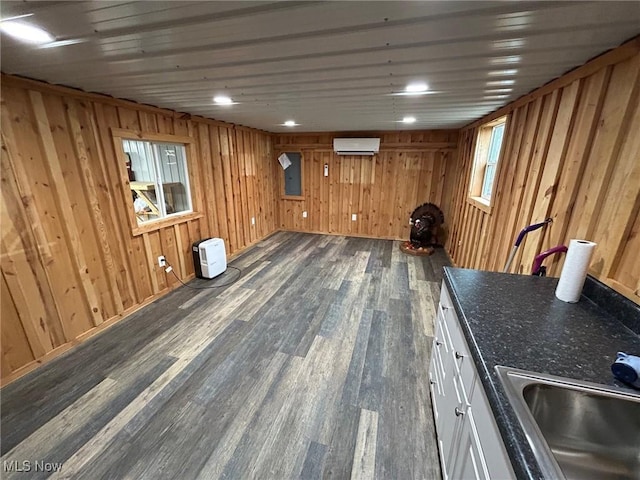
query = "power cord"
(163, 260, 242, 290)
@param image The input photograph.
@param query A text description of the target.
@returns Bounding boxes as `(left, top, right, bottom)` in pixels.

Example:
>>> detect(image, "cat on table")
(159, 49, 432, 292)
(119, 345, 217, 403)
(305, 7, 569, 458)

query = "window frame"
(467, 116, 508, 213)
(279, 150, 305, 201)
(111, 128, 203, 236)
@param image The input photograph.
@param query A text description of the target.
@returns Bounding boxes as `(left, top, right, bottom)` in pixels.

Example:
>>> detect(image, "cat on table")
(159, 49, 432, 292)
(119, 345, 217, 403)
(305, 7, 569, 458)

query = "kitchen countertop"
(442, 267, 640, 480)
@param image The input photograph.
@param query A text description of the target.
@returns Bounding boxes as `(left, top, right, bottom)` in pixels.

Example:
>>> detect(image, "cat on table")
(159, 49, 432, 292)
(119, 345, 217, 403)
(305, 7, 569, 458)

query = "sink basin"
(496, 366, 640, 480)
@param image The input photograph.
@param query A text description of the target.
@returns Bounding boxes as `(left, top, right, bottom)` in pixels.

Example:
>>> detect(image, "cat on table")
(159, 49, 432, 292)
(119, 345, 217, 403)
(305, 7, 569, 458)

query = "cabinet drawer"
(439, 283, 454, 310)
(445, 306, 476, 399)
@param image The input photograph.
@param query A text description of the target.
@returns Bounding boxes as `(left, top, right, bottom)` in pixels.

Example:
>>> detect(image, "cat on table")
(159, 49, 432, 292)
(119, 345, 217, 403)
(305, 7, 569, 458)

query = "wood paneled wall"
(274, 131, 458, 240)
(446, 39, 640, 304)
(0, 75, 278, 383)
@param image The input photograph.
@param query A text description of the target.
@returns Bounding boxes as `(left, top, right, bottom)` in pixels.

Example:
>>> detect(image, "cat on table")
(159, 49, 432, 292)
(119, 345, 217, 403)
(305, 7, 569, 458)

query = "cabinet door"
(436, 305, 456, 388)
(445, 306, 476, 396)
(429, 357, 441, 426)
(451, 408, 491, 480)
(470, 377, 516, 479)
(432, 303, 461, 479)
(431, 311, 446, 398)
(437, 371, 463, 479)
(430, 307, 445, 429)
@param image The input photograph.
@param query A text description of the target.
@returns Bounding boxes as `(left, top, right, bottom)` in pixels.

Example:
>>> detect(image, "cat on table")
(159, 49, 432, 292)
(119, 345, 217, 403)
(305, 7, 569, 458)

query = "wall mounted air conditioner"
(192, 238, 227, 279)
(333, 138, 380, 155)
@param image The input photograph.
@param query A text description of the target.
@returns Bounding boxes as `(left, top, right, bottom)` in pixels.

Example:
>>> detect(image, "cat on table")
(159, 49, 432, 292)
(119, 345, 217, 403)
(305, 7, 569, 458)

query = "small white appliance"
(192, 238, 227, 279)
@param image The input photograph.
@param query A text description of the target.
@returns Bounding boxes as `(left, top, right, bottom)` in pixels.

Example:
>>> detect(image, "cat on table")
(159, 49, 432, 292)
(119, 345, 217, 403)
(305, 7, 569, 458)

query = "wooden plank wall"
(0, 75, 278, 383)
(274, 131, 459, 240)
(446, 39, 640, 304)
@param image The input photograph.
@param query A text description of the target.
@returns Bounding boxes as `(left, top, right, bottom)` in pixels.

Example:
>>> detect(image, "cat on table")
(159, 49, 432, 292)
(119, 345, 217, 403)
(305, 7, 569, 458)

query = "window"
(469, 117, 507, 209)
(481, 122, 505, 199)
(112, 128, 201, 235)
(280, 152, 304, 199)
(124, 139, 192, 223)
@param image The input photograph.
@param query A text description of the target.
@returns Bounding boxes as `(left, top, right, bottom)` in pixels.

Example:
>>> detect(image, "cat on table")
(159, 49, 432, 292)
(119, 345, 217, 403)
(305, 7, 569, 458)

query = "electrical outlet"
(351, 213, 357, 221)
(302, 211, 307, 218)
(251, 217, 255, 225)
(158, 255, 166, 267)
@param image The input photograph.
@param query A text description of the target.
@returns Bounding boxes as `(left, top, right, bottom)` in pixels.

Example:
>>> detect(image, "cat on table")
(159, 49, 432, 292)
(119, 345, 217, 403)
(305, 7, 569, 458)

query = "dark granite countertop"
(442, 267, 640, 480)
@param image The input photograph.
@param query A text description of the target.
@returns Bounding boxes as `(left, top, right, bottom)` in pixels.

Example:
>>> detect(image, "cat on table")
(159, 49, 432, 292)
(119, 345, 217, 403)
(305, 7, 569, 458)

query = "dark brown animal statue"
(409, 203, 444, 248)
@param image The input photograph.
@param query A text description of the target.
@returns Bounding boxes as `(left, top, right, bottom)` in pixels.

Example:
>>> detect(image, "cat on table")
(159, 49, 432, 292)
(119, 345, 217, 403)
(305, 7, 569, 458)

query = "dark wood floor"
(1, 232, 448, 480)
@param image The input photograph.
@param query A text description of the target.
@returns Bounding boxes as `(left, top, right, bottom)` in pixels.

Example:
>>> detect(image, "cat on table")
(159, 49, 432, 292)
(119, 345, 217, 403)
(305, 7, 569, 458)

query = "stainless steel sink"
(496, 366, 640, 480)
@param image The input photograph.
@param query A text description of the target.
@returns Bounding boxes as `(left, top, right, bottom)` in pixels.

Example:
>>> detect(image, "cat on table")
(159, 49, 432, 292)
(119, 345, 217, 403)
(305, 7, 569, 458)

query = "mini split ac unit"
(333, 138, 380, 156)
(192, 238, 227, 279)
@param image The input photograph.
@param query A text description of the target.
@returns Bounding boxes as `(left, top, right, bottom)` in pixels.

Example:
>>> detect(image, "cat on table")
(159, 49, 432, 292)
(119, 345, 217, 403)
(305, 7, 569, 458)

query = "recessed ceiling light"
(283, 120, 298, 127)
(390, 90, 438, 97)
(0, 20, 54, 44)
(213, 95, 233, 105)
(405, 82, 429, 94)
(402, 116, 417, 124)
(486, 79, 516, 86)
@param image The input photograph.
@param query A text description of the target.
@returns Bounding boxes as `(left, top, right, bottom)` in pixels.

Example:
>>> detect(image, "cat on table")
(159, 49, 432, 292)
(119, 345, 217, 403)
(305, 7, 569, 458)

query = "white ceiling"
(1, 1, 639, 132)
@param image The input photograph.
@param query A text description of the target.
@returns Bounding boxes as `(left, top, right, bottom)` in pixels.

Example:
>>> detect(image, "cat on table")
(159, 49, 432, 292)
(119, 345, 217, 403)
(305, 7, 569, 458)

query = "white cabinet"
(430, 283, 515, 480)
(451, 408, 490, 480)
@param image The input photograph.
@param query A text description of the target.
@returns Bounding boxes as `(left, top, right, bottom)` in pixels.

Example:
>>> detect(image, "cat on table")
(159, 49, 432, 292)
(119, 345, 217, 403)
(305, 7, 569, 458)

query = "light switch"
(303, 211, 308, 218)
(251, 217, 255, 225)
(324, 164, 329, 177)
(352, 213, 357, 221)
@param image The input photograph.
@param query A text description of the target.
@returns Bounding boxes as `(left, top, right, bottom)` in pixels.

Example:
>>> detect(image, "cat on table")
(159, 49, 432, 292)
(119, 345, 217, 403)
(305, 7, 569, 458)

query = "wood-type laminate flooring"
(1, 232, 449, 480)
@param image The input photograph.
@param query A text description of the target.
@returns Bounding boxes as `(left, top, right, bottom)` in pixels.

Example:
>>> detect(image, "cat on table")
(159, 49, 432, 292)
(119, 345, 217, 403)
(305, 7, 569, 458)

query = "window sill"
(131, 211, 204, 236)
(467, 196, 493, 214)
(281, 195, 305, 201)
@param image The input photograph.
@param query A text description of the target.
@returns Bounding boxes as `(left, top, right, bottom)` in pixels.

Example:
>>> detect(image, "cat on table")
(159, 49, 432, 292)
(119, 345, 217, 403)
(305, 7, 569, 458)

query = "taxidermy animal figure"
(409, 203, 444, 248)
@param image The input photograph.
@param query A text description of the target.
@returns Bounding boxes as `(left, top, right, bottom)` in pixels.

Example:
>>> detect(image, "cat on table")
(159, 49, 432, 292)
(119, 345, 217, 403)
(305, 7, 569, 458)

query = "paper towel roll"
(555, 239, 597, 303)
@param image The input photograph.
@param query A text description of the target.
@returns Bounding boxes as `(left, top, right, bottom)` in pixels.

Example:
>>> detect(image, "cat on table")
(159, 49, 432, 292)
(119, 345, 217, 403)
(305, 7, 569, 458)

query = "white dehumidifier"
(192, 238, 227, 279)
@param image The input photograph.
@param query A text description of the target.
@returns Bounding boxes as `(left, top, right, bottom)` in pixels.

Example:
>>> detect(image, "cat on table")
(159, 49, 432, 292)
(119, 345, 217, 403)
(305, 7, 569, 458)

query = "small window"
(124, 139, 193, 223)
(281, 152, 303, 198)
(469, 117, 507, 207)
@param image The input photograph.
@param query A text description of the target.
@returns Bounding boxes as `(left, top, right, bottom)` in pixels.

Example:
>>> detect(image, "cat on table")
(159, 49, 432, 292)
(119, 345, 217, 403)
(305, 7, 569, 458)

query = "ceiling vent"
(333, 138, 381, 156)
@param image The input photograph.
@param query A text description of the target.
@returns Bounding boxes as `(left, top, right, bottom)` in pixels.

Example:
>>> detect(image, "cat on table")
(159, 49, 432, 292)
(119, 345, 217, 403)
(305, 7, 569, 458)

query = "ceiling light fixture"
(284, 120, 298, 127)
(405, 82, 429, 94)
(213, 95, 233, 105)
(390, 90, 438, 97)
(402, 116, 417, 124)
(0, 20, 54, 44)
